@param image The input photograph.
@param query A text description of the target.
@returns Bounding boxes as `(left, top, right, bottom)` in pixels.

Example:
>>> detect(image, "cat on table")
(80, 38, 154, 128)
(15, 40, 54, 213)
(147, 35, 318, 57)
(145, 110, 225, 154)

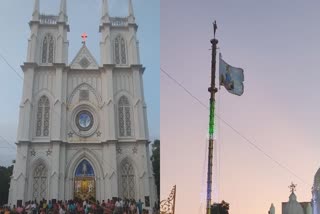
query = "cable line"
(161, 66, 311, 186)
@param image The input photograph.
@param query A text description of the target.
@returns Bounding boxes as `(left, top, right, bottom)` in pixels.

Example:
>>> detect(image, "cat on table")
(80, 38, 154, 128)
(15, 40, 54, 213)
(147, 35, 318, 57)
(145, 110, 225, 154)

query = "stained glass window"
(42, 34, 54, 63)
(118, 96, 132, 137)
(114, 35, 126, 65)
(36, 96, 50, 137)
(121, 160, 135, 199)
(33, 162, 47, 201)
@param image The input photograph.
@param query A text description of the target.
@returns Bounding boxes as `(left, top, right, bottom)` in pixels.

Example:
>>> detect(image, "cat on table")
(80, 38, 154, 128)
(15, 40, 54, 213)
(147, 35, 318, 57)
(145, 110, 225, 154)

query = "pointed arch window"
(114, 35, 127, 65)
(33, 162, 48, 201)
(42, 34, 54, 63)
(118, 96, 132, 137)
(120, 159, 135, 199)
(36, 96, 50, 137)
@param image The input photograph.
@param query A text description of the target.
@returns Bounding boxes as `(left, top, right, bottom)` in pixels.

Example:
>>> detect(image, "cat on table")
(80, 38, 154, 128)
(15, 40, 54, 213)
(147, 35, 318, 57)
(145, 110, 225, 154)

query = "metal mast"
(206, 21, 218, 214)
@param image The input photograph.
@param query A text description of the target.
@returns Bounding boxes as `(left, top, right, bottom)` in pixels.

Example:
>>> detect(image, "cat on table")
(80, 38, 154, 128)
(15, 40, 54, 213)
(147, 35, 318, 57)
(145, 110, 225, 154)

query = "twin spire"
(32, 0, 135, 23)
(58, 0, 68, 22)
(101, 0, 135, 23)
(32, 0, 68, 22)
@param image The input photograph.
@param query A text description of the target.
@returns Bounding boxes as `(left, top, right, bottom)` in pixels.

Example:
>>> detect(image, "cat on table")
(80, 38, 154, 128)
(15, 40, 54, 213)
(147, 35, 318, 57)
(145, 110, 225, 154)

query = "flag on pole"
(219, 53, 244, 96)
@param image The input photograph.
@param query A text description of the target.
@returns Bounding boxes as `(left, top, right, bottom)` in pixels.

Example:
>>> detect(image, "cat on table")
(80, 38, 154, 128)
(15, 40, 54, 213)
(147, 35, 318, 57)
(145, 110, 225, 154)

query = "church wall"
(33, 68, 56, 96)
(113, 70, 134, 98)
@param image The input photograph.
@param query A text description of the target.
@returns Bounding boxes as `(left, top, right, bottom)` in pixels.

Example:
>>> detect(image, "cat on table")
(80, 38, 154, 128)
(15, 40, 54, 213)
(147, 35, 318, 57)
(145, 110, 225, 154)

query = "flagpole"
(206, 21, 218, 214)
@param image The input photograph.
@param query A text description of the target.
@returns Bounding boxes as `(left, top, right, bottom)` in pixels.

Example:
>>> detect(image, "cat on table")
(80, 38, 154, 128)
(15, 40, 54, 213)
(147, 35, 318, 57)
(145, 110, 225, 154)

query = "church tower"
(8, 0, 156, 210)
(313, 168, 320, 214)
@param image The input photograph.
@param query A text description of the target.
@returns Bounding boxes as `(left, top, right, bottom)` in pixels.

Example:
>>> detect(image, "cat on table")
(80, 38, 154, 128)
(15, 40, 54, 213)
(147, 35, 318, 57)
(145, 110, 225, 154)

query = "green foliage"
(211, 200, 230, 214)
(0, 165, 13, 205)
(150, 139, 160, 199)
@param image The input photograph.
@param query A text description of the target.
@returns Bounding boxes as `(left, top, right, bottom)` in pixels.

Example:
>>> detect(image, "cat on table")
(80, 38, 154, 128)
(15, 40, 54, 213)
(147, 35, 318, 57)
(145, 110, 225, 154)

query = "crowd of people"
(0, 198, 160, 214)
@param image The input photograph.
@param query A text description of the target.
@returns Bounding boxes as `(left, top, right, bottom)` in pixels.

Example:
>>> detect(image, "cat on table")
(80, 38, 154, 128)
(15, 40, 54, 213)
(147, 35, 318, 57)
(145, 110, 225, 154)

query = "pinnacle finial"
(59, 0, 68, 22)
(32, 0, 40, 21)
(289, 182, 297, 193)
(101, 0, 109, 23)
(269, 204, 275, 214)
(128, 0, 134, 17)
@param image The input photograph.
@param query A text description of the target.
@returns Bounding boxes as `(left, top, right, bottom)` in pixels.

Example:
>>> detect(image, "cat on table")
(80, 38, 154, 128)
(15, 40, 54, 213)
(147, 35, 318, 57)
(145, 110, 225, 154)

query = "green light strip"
(209, 99, 215, 136)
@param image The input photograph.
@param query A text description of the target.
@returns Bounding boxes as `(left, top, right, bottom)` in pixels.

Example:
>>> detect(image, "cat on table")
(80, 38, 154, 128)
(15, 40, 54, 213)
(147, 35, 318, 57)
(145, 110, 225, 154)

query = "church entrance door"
(74, 160, 96, 201)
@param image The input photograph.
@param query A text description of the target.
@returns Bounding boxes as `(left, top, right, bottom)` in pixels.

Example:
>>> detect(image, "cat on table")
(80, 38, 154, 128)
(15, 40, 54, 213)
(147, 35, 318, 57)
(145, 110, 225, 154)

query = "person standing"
(136, 200, 143, 214)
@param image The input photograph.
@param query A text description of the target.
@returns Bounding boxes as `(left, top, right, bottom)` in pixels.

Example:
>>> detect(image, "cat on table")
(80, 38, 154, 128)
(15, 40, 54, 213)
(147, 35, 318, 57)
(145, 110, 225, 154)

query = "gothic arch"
(65, 148, 104, 179)
(35, 94, 51, 137)
(114, 89, 133, 101)
(34, 89, 55, 105)
(114, 34, 127, 65)
(41, 33, 55, 63)
(65, 148, 104, 199)
(28, 157, 50, 201)
(118, 156, 139, 199)
(67, 83, 102, 107)
(118, 156, 139, 176)
(116, 93, 134, 137)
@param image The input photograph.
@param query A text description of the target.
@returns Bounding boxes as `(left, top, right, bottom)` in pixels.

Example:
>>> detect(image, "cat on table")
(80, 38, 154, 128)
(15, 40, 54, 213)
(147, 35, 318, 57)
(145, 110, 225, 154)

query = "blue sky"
(0, 0, 159, 166)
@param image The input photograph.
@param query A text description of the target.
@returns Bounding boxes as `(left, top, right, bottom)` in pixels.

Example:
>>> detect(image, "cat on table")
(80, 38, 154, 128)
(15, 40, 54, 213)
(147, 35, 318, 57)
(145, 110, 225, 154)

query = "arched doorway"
(74, 159, 96, 201)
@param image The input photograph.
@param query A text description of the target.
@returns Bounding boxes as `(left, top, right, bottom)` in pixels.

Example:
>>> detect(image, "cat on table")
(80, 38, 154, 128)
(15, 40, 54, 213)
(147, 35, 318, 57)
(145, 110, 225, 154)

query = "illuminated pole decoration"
(206, 21, 218, 214)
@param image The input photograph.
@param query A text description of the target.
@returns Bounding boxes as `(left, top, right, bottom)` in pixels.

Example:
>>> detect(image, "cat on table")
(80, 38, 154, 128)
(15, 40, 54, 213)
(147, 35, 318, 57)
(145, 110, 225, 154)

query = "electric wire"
(160, 66, 311, 187)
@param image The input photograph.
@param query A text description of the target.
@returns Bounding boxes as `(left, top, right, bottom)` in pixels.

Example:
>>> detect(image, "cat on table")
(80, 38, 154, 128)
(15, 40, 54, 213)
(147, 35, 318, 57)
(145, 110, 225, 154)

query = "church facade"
(8, 0, 156, 209)
(268, 170, 320, 214)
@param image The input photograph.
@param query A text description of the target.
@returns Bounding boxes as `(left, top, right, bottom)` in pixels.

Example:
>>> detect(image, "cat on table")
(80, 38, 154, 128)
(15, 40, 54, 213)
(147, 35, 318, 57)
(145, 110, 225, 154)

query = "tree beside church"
(0, 165, 13, 205)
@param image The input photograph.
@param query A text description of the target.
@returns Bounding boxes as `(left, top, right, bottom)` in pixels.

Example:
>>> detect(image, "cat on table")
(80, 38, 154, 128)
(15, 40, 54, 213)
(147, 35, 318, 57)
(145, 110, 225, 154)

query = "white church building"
(8, 0, 157, 209)
(268, 170, 320, 214)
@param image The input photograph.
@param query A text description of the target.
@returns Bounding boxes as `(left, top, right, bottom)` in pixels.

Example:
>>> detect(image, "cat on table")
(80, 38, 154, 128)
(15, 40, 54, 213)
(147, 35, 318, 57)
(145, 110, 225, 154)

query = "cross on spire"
(81, 33, 88, 44)
(289, 182, 297, 193)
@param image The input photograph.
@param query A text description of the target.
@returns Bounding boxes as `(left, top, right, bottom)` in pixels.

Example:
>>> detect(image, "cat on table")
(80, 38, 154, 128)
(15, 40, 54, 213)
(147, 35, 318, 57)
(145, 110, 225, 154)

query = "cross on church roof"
(81, 32, 88, 44)
(289, 182, 297, 193)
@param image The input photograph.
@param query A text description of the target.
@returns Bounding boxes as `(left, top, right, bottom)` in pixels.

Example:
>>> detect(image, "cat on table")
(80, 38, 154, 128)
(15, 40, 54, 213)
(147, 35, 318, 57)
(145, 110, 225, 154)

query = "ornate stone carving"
(68, 131, 74, 138)
(96, 131, 101, 137)
(70, 45, 99, 70)
(116, 145, 122, 154)
(79, 57, 90, 68)
(132, 145, 137, 154)
(79, 90, 89, 101)
(46, 149, 52, 156)
(30, 149, 36, 156)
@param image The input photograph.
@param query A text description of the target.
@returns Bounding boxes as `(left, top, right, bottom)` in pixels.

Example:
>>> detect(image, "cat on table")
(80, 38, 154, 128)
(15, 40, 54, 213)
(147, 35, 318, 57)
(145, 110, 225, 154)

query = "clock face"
(76, 110, 93, 131)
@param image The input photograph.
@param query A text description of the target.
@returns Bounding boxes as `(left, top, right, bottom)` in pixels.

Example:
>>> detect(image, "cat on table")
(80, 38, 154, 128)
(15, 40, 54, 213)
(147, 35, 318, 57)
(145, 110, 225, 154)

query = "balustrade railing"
(40, 14, 58, 25)
(110, 17, 128, 26)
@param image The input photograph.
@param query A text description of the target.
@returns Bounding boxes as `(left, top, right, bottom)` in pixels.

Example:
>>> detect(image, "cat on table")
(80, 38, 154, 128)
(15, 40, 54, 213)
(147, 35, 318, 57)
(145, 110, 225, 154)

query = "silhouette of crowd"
(0, 198, 160, 214)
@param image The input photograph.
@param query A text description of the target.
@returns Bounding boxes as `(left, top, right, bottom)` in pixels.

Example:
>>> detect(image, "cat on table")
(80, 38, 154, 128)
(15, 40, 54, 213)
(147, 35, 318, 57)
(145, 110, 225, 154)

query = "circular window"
(75, 110, 93, 131)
